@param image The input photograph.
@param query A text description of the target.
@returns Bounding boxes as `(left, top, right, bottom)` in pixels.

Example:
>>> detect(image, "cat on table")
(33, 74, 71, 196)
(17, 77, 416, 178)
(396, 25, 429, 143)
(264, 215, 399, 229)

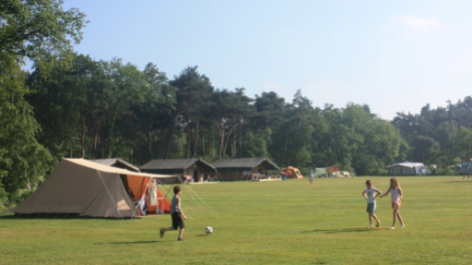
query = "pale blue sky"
(64, 0, 472, 120)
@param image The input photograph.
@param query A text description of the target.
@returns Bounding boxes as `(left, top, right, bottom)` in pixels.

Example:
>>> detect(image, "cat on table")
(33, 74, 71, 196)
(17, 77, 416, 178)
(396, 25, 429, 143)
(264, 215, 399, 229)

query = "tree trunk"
(281, 133, 289, 166)
(163, 111, 180, 159)
(129, 140, 133, 163)
(93, 121, 100, 159)
(222, 125, 235, 158)
(212, 129, 215, 158)
(81, 114, 86, 158)
(201, 132, 206, 157)
(186, 122, 191, 158)
(238, 121, 242, 157)
(219, 121, 225, 159)
(232, 134, 236, 158)
(148, 130, 153, 159)
(193, 122, 199, 158)
(69, 121, 74, 158)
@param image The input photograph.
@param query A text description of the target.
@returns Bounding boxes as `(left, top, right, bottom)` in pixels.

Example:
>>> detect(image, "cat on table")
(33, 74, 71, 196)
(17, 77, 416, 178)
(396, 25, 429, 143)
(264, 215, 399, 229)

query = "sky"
(63, 0, 472, 120)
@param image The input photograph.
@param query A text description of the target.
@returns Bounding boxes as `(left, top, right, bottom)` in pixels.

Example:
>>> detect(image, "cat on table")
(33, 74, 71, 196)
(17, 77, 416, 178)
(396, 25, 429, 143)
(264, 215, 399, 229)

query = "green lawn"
(1, 177, 472, 265)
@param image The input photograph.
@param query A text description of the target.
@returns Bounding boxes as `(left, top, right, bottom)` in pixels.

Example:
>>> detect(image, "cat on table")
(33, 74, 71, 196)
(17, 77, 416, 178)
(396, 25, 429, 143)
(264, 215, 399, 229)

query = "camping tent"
(314, 166, 340, 178)
(386, 161, 425, 176)
(10, 158, 176, 218)
(280, 166, 304, 179)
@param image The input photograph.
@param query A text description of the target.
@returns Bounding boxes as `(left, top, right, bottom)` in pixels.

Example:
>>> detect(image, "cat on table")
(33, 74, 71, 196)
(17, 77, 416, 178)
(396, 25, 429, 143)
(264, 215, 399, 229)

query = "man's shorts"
(171, 212, 185, 229)
(391, 200, 402, 209)
(366, 202, 376, 213)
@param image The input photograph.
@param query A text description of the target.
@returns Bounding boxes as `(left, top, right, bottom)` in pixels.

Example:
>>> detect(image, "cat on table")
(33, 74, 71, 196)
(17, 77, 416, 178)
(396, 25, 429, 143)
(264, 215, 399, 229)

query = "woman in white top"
(381, 177, 405, 229)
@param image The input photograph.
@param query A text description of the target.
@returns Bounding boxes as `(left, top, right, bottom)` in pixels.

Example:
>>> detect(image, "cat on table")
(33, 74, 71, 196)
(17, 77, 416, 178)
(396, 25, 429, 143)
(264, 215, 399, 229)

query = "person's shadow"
(302, 227, 384, 234)
(94, 240, 164, 245)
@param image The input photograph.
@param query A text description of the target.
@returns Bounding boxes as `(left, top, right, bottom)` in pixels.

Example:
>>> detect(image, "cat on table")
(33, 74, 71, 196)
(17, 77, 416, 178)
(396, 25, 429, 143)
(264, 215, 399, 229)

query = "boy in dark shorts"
(160, 186, 187, 241)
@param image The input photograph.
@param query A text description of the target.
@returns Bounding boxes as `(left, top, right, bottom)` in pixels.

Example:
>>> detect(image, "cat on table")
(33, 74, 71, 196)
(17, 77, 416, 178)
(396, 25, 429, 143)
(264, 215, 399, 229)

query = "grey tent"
(212, 157, 280, 181)
(10, 158, 177, 218)
(387, 161, 425, 176)
(140, 158, 217, 182)
(92, 158, 140, 172)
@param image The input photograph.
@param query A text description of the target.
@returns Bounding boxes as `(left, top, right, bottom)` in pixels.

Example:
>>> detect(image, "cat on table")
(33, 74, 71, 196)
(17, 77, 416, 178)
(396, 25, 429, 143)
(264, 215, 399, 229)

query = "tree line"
(24, 52, 410, 174)
(2, 0, 472, 205)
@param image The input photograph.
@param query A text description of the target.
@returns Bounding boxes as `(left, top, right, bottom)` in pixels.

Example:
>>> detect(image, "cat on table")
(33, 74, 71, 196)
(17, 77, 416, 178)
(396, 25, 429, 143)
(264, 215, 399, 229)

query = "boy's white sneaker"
(401, 225, 405, 228)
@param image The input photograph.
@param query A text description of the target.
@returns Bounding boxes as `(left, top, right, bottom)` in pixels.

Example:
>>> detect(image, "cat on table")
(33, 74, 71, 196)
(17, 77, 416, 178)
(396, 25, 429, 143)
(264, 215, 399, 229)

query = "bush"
(0, 187, 9, 212)
(437, 166, 455, 176)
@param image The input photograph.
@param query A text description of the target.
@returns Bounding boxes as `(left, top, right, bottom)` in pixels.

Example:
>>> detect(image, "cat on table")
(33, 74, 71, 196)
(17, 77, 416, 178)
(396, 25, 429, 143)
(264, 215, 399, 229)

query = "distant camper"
(386, 161, 432, 176)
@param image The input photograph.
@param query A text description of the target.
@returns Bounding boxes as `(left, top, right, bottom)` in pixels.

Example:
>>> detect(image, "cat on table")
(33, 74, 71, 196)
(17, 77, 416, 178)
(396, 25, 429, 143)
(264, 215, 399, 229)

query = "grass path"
(1, 177, 471, 264)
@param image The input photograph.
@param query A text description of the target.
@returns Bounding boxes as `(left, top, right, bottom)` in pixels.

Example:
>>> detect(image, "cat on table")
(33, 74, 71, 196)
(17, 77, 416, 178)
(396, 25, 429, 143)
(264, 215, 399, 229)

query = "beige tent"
(9, 158, 177, 218)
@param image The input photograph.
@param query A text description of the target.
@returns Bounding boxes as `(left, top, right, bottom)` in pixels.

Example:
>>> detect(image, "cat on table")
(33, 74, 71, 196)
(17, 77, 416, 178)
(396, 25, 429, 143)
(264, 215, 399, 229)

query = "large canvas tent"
(212, 157, 280, 181)
(10, 158, 176, 218)
(140, 158, 217, 182)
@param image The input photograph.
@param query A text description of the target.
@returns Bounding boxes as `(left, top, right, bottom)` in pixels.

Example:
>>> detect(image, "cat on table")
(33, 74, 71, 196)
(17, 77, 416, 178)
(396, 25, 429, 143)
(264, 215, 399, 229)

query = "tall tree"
(165, 66, 213, 159)
(0, 0, 86, 201)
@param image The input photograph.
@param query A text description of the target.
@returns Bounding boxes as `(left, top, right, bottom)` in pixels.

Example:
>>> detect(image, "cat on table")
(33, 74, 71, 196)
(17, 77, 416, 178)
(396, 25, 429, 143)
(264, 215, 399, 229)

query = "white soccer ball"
(205, 226, 213, 234)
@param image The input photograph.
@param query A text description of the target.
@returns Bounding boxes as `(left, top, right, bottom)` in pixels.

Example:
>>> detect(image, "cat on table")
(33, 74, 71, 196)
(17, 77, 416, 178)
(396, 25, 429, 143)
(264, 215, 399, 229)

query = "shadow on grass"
(0, 215, 16, 219)
(445, 180, 472, 183)
(95, 240, 164, 245)
(0, 214, 138, 220)
(302, 227, 383, 234)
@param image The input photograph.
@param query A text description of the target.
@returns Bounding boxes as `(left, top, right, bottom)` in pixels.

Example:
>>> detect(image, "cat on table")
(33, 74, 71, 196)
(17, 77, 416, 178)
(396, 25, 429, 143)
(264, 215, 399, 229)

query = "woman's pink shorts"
(391, 200, 401, 209)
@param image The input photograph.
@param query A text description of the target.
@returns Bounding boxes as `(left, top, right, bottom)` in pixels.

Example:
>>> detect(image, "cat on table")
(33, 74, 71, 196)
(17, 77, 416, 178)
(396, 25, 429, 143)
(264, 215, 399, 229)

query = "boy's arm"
(380, 188, 390, 198)
(176, 197, 187, 220)
(362, 190, 367, 200)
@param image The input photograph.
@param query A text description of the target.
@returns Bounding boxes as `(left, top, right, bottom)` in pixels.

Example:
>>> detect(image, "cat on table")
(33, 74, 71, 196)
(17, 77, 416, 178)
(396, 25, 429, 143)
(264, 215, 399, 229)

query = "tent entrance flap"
(121, 175, 171, 214)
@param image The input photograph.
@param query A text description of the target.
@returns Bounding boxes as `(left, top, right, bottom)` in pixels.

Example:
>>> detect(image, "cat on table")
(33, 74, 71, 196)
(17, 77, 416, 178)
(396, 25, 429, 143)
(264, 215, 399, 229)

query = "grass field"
(1, 177, 472, 265)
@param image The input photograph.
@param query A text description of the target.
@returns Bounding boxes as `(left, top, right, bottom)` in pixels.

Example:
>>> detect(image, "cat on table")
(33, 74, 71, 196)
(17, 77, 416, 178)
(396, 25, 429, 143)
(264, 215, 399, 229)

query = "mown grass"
(1, 177, 471, 265)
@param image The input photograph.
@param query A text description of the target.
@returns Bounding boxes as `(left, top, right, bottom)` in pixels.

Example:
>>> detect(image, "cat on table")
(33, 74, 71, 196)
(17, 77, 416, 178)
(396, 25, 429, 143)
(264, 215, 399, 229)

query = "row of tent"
(101, 157, 282, 182)
(10, 157, 344, 218)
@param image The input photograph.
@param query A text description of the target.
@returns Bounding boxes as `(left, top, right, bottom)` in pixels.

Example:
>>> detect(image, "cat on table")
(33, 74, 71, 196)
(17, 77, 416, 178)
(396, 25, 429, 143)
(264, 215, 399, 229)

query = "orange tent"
(124, 175, 171, 214)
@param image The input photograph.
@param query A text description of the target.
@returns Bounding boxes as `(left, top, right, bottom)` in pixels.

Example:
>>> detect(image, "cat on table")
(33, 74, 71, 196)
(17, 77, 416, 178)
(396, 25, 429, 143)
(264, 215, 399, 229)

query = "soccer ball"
(205, 226, 213, 234)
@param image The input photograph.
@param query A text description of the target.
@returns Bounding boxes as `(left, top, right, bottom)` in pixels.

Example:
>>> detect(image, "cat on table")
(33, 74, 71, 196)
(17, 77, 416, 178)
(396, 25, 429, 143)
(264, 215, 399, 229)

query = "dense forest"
(2, 1, 472, 205)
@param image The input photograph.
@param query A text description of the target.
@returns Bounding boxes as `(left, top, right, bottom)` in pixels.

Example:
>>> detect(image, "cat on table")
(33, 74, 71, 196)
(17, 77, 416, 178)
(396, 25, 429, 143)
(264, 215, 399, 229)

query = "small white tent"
(10, 158, 177, 218)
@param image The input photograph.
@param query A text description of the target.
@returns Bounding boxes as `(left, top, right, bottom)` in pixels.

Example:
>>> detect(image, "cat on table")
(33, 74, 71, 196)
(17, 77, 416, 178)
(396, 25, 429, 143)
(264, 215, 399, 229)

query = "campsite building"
(212, 157, 280, 181)
(140, 158, 217, 182)
(387, 161, 426, 176)
(92, 158, 140, 172)
(10, 158, 177, 218)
